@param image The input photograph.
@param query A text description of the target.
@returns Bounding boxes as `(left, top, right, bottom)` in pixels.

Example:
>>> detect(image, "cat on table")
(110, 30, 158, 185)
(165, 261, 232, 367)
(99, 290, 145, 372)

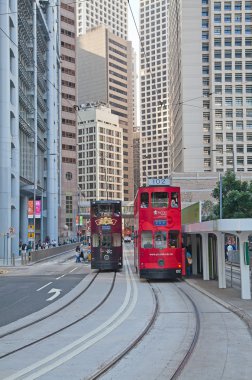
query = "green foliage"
(212, 170, 252, 218)
(201, 200, 217, 221)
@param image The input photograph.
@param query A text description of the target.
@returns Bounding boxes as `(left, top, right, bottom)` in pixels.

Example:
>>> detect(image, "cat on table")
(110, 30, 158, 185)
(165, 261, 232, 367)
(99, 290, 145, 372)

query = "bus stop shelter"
(183, 219, 252, 300)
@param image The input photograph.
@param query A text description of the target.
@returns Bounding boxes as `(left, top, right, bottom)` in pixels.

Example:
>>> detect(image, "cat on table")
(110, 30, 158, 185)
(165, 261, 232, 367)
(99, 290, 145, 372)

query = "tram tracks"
(0, 271, 116, 360)
(0, 272, 99, 339)
(1, 253, 201, 380)
(170, 284, 201, 380)
(0, 253, 144, 380)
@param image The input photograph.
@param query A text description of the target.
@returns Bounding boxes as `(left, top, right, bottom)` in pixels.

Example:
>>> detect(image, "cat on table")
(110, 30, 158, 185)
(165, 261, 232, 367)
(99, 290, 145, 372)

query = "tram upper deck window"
(171, 192, 179, 208)
(141, 231, 153, 248)
(98, 204, 112, 216)
(154, 231, 167, 249)
(152, 192, 168, 208)
(140, 192, 149, 208)
(169, 231, 179, 248)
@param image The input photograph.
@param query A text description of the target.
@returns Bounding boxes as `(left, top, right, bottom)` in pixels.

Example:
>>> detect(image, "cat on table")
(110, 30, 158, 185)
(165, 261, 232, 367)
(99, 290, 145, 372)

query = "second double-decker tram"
(90, 200, 123, 270)
(134, 185, 185, 279)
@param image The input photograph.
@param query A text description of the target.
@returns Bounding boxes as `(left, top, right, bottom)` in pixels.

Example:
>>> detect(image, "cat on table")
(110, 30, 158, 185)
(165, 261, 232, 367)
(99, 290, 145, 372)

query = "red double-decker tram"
(90, 200, 123, 270)
(134, 184, 185, 279)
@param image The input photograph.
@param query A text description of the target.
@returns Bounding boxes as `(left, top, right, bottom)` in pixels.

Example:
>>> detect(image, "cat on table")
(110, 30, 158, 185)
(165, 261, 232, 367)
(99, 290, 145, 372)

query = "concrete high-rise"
(77, 104, 123, 201)
(59, 1, 78, 241)
(169, 0, 252, 173)
(77, 0, 128, 40)
(140, 0, 170, 185)
(77, 26, 134, 201)
(0, 1, 60, 260)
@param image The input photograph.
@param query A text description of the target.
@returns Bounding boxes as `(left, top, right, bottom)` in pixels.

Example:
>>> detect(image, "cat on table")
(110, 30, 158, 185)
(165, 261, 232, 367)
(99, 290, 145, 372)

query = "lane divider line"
(36, 282, 53, 292)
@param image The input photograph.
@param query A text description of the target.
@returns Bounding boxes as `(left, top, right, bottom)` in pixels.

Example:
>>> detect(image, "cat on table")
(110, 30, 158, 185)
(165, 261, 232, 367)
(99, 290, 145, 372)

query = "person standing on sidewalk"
(186, 247, 193, 276)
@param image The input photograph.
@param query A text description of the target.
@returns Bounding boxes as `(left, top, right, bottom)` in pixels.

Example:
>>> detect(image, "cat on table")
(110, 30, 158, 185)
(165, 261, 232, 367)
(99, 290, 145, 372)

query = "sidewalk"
(185, 276, 252, 332)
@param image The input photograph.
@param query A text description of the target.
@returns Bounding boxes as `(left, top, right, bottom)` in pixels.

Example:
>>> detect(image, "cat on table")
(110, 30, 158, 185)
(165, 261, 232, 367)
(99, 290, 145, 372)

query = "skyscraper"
(169, 0, 252, 173)
(77, 0, 128, 40)
(0, 1, 60, 259)
(59, 1, 78, 241)
(77, 26, 134, 201)
(140, 0, 170, 185)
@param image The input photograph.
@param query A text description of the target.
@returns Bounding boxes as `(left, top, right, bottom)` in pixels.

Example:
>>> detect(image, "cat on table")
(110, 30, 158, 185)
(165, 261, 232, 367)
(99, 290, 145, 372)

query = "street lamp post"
(212, 147, 236, 219)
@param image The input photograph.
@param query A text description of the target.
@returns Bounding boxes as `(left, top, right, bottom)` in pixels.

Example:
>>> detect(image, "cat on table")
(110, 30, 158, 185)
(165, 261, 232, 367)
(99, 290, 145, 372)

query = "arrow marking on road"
(46, 288, 62, 301)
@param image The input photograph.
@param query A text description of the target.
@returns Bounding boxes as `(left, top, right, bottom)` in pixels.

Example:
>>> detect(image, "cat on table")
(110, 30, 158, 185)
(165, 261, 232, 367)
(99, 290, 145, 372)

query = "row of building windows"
(213, 85, 252, 93)
(213, 73, 252, 81)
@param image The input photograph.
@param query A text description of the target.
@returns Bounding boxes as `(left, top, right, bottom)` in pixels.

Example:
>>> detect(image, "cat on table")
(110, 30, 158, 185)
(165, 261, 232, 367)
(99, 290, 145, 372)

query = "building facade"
(59, 1, 78, 241)
(169, 0, 252, 173)
(133, 126, 141, 195)
(77, 26, 134, 201)
(76, 0, 128, 40)
(77, 105, 123, 201)
(0, 0, 60, 260)
(140, 0, 170, 185)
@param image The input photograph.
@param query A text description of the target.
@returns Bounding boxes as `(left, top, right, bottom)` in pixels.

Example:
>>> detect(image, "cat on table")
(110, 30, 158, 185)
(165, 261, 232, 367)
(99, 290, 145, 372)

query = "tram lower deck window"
(141, 231, 153, 248)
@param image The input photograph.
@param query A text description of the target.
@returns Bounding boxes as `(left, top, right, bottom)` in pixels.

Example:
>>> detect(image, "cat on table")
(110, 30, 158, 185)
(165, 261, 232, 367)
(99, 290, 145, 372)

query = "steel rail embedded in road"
(0, 271, 99, 340)
(170, 284, 201, 380)
(88, 281, 159, 380)
(0, 271, 116, 359)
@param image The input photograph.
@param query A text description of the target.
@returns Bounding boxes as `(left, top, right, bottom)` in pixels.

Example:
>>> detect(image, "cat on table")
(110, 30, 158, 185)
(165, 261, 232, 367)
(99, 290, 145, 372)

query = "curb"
(185, 279, 252, 335)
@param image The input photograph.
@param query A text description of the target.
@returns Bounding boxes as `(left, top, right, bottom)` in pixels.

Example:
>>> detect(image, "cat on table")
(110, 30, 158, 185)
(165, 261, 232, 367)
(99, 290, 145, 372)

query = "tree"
(212, 170, 252, 218)
(201, 200, 217, 221)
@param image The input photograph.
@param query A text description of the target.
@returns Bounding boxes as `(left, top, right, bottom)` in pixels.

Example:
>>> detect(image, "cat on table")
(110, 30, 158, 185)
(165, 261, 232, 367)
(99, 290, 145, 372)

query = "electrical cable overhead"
(0, 0, 90, 16)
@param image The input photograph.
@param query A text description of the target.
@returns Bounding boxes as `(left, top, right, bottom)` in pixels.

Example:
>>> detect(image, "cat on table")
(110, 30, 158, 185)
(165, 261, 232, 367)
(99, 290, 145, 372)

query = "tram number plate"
(176, 269, 181, 273)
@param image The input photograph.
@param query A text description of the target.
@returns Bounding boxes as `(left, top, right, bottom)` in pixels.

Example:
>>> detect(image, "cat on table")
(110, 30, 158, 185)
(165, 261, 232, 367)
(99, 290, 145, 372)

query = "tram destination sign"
(147, 178, 170, 186)
(154, 220, 167, 226)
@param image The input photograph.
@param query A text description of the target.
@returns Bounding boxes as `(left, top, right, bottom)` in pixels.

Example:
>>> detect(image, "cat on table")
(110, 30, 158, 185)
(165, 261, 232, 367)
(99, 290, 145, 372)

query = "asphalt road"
(0, 258, 88, 327)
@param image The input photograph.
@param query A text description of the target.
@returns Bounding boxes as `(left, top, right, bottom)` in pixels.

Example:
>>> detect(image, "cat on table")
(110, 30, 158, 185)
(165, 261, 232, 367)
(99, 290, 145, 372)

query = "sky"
(128, 0, 140, 53)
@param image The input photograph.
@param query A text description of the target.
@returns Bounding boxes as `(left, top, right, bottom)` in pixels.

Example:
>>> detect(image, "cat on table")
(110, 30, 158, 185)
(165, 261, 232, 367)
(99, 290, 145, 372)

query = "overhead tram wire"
(0, 0, 91, 17)
(1, 2, 226, 112)
(0, 19, 87, 128)
(127, 1, 216, 110)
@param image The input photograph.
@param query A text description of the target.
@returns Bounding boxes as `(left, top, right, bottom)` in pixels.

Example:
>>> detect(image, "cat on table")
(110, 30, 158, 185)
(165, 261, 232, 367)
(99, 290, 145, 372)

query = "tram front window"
(101, 234, 112, 248)
(152, 192, 168, 208)
(154, 231, 167, 249)
(99, 205, 112, 216)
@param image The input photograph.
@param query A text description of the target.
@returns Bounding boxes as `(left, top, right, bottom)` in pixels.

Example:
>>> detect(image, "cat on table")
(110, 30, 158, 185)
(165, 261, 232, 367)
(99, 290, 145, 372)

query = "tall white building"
(0, 1, 60, 260)
(77, 0, 128, 40)
(77, 105, 123, 201)
(169, 0, 252, 173)
(140, 0, 170, 185)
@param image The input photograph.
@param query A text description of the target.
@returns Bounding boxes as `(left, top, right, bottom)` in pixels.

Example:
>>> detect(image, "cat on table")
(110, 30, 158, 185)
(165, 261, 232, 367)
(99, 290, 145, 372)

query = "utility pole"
(219, 173, 223, 219)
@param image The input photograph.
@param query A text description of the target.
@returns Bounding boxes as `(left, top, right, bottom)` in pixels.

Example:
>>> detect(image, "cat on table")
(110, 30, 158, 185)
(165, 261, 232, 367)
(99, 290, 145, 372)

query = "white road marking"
(55, 274, 66, 280)
(36, 282, 53, 292)
(46, 288, 62, 302)
(6, 253, 138, 380)
(69, 267, 78, 273)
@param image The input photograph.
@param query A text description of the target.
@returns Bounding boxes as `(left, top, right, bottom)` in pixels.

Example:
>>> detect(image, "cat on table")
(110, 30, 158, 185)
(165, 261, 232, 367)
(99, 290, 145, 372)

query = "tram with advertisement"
(134, 179, 185, 279)
(90, 200, 123, 270)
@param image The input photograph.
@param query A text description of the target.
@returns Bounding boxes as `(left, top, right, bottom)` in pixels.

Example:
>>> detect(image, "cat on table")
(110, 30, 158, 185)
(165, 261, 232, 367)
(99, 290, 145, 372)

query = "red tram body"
(134, 185, 185, 279)
(90, 200, 123, 270)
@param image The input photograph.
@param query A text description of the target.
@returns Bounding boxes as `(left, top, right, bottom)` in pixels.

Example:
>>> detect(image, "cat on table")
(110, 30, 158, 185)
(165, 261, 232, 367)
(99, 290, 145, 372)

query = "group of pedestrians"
(75, 244, 90, 263)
